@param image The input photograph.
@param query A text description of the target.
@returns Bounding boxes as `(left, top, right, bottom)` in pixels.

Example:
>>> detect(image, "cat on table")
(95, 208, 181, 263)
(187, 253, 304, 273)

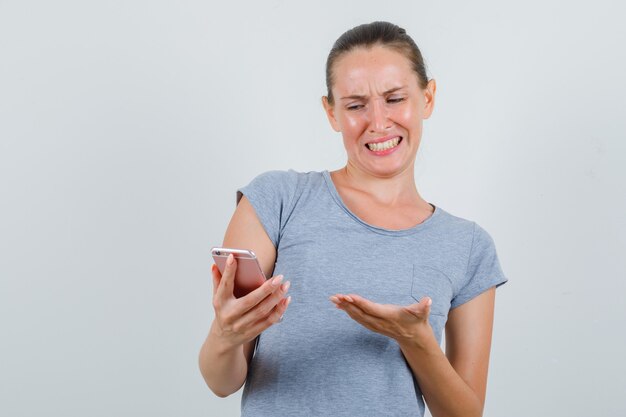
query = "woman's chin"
(362, 162, 412, 179)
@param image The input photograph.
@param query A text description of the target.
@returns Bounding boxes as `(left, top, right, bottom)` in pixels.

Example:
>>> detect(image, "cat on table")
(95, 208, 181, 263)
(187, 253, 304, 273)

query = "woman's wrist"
(208, 321, 240, 356)
(396, 322, 440, 354)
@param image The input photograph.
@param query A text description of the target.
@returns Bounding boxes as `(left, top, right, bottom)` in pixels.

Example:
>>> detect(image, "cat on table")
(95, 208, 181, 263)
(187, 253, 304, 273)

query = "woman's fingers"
(237, 275, 286, 314)
(235, 280, 291, 329)
(210, 255, 293, 347)
(215, 254, 237, 300)
(212, 255, 238, 318)
(330, 293, 434, 341)
(212, 266, 292, 346)
(332, 293, 432, 322)
(246, 295, 292, 337)
(226, 294, 292, 345)
(330, 294, 383, 315)
(343, 294, 395, 317)
(338, 301, 386, 333)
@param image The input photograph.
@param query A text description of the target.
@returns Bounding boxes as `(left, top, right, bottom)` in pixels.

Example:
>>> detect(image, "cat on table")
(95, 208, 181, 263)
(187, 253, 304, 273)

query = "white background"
(1, 1, 625, 416)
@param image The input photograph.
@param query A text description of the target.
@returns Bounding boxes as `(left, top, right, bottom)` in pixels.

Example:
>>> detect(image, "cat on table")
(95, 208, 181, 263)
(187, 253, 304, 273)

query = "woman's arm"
(330, 287, 496, 417)
(401, 288, 496, 417)
(198, 196, 290, 397)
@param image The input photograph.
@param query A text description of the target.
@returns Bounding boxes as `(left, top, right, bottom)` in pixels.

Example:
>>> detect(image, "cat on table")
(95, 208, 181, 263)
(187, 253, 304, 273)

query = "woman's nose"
(368, 99, 391, 133)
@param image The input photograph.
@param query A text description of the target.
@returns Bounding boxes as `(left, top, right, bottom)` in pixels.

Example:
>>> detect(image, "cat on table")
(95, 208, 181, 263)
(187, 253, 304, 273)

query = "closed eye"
(387, 97, 405, 104)
(346, 103, 365, 111)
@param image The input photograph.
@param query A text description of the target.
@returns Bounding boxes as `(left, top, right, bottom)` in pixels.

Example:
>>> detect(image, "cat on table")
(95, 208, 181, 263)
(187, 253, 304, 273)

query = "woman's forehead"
(332, 46, 417, 94)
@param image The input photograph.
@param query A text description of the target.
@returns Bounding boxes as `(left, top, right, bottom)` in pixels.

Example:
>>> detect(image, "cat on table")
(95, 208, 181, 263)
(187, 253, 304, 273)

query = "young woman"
(200, 21, 507, 417)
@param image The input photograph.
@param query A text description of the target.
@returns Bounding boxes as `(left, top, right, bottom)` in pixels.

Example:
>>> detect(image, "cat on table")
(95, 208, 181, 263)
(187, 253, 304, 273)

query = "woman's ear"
(322, 96, 341, 132)
(422, 79, 437, 119)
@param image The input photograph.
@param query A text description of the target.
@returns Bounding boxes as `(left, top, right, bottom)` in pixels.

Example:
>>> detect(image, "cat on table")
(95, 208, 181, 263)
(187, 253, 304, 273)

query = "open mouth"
(365, 136, 402, 152)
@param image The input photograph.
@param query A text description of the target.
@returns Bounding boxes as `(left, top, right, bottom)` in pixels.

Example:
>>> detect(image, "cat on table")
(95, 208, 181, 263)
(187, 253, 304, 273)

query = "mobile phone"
(211, 247, 267, 298)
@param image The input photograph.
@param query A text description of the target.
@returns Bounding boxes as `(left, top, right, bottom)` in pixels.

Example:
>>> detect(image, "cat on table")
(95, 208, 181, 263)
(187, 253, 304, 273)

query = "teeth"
(367, 137, 400, 151)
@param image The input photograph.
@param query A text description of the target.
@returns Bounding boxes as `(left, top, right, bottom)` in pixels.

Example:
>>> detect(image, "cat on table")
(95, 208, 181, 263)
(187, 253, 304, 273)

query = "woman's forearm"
(398, 333, 483, 417)
(198, 322, 250, 398)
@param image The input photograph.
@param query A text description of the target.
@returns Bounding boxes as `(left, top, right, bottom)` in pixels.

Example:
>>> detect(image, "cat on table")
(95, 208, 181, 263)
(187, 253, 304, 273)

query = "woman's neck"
(332, 163, 424, 208)
(329, 163, 434, 230)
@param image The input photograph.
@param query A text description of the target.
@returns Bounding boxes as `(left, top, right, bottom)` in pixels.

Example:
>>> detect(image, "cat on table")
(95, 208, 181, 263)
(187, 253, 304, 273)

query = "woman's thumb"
(211, 264, 221, 296)
(408, 296, 432, 319)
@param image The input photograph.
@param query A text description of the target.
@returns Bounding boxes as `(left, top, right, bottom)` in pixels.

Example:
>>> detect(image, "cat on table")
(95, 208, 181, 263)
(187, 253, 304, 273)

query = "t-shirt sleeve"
(236, 170, 300, 248)
(451, 222, 508, 309)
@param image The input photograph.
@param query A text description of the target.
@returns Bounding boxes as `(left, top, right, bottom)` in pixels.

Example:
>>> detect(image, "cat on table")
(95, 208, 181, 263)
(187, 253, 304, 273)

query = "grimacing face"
(323, 45, 436, 179)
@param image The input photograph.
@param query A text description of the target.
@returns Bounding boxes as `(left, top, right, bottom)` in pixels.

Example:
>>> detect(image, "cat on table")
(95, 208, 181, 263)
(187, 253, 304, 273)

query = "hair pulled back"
(325, 21, 429, 105)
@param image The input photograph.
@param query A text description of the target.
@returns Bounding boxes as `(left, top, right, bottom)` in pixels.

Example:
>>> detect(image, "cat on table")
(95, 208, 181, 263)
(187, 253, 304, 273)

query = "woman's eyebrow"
(340, 94, 367, 101)
(383, 86, 407, 95)
(339, 86, 407, 101)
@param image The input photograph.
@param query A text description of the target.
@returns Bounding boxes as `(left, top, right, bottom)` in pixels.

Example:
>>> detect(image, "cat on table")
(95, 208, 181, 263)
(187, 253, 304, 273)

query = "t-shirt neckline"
(321, 170, 441, 236)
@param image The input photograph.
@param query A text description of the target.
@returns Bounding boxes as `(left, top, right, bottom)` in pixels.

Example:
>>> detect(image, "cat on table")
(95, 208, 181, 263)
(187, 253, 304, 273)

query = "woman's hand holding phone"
(211, 254, 291, 349)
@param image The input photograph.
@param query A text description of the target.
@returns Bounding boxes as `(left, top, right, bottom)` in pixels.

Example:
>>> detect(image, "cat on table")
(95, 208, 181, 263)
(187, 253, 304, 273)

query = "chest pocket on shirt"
(411, 265, 453, 317)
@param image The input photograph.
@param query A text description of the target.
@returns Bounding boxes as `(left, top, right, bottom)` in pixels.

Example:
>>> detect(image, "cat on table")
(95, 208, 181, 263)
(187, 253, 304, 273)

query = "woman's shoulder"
(237, 169, 325, 204)
(431, 206, 498, 246)
(236, 170, 327, 246)
(242, 169, 325, 193)
(248, 169, 325, 183)
(432, 206, 475, 231)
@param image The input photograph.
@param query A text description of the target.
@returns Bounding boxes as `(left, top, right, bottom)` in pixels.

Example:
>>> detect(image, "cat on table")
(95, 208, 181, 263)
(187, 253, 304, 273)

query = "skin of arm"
(199, 196, 289, 397)
(330, 287, 496, 417)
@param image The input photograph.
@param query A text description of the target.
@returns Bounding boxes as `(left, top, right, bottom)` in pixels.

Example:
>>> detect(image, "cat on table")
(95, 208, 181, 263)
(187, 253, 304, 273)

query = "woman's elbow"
(200, 375, 242, 398)
(209, 387, 234, 398)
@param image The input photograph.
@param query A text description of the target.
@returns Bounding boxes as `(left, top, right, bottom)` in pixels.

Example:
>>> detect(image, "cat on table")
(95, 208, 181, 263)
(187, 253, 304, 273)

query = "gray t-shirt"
(237, 170, 507, 417)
